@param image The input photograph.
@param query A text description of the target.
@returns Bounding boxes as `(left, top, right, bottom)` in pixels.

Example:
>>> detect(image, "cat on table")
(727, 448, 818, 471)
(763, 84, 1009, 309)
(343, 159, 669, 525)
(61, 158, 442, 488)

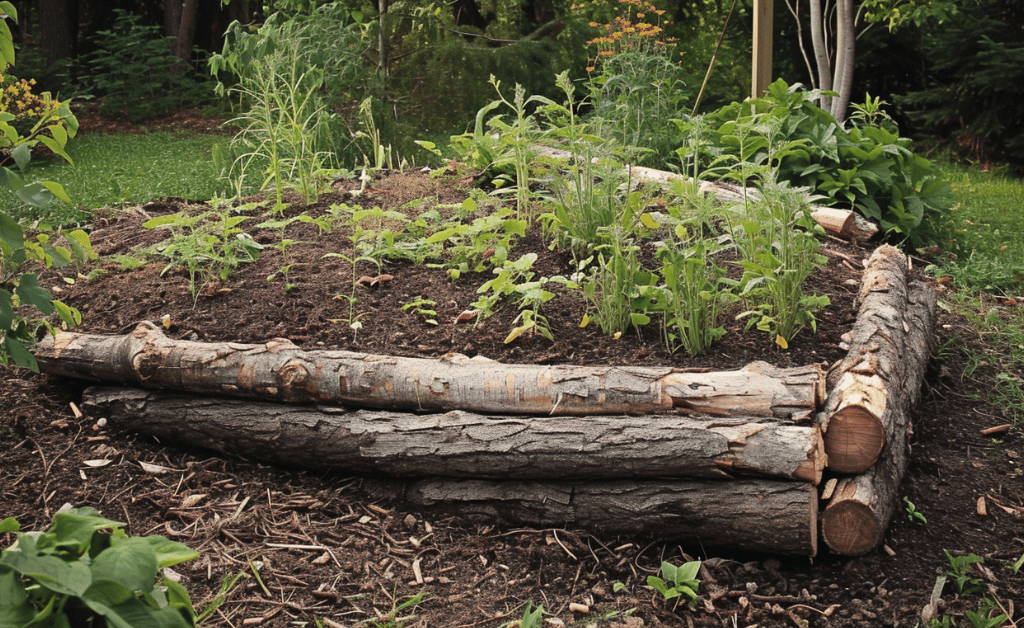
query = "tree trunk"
(164, 0, 183, 39)
(364, 477, 819, 556)
(808, 0, 832, 110)
(820, 245, 937, 474)
(378, 0, 388, 76)
(820, 281, 937, 555)
(82, 386, 826, 483)
(829, 0, 856, 122)
(174, 0, 199, 60)
(38, 0, 77, 73)
(36, 323, 824, 419)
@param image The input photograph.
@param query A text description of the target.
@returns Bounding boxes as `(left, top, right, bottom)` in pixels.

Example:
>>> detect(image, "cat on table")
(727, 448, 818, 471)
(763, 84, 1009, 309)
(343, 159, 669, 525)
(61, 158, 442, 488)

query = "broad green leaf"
(144, 536, 198, 569)
(14, 182, 56, 209)
(143, 214, 185, 229)
(14, 273, 53, 314)
(48, 508, 123, 555)
(10, 143, 30, 170)
(1, 550, 92, 597)
(53, 301, 82, 327)
(91, 537, 158, 594)
(37, 135, 72, 164)
(41, 181, 72, 204)
(0, 518, 18, 534)
(2, 337, 38, 371)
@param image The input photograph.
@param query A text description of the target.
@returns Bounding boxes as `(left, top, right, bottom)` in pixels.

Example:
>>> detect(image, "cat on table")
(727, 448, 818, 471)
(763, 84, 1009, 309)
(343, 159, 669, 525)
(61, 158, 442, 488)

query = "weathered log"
(36, 323, 824, 419)
(363, 477, 819, 556)
(820, 245, 932, 473)
(624, 165, 879, 243)
(820, 281, 937, 555)
(81, 386, 826, 482)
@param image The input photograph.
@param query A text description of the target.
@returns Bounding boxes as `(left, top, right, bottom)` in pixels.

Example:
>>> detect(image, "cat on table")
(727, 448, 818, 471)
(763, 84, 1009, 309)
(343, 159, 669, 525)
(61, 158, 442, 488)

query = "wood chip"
(821, 478, 838, 500)
(412, 558, 423, 585)
(977, 496, 988, 516)
(70, 402, 83, 419)
(980, 424, 1012, 436)
(568, 603, 589, 613)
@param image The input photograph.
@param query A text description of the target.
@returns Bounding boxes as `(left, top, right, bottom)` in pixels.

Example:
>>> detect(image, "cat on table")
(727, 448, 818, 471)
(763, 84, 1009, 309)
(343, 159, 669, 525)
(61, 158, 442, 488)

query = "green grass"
(932, 162, 1024, 425)
(933, 164, 1024, 295)
(0, 131, 224, 225)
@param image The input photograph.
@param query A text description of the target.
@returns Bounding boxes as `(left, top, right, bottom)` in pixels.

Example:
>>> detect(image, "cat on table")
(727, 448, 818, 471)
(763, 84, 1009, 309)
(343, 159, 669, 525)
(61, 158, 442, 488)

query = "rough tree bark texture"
(820, 282, 937, 555)
(82, 386, 825, 482)
(36, 323, 824, 419)
(364, 477, 818, 556)
(820, 245, 933, 474)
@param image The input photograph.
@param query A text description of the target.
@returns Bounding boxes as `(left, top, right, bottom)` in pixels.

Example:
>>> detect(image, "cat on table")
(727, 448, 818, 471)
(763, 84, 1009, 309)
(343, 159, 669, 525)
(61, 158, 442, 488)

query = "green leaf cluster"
(694, 79, 950, 247)
(647, 560, 701, 611)
(1, 4, 89, 371)
(0, 507, 199, 628)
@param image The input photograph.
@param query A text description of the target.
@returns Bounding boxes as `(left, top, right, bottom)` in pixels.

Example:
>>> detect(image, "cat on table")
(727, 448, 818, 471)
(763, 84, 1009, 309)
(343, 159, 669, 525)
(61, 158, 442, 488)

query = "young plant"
(402, 297, 438, 325)
(658, 227, 737, 355)
(0, 9, 86, 371)
(144, 210, 262, 305)
(647, 560, 702, 611)
(944, 550, 986, 596)
(904, 497, 927, 524)
(223, 38, 333, 208)
(0, 507, 200, 627)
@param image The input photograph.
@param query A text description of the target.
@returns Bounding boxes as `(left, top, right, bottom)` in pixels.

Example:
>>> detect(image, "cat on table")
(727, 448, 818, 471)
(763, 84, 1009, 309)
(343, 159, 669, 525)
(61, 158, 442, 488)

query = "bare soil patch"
(2, 165, 1022, 627)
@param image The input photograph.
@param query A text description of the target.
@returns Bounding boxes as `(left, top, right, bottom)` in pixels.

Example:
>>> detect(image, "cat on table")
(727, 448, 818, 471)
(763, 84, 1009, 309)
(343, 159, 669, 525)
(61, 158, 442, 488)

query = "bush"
(895, 0, 1024, 168)
(80, 9, 214, 122)
(687, 80, 950, 247)
(0, 507, 200, 627)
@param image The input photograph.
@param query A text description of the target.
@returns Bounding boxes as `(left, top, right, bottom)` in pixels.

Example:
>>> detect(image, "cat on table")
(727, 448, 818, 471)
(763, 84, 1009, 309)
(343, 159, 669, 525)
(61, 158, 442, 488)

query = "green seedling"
(905, 498, 927, 524)
(944, 550, 986, 596)
(647, 560, 701, 611)
(402, 297, 438, 325)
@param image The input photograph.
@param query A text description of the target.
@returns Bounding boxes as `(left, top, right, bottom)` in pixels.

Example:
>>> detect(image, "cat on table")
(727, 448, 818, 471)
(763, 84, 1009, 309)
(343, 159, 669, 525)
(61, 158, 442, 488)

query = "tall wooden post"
(752, 0, 773, 97)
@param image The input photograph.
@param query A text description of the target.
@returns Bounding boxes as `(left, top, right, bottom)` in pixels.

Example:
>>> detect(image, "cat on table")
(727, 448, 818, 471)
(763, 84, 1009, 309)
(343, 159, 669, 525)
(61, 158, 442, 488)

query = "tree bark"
(819, 245, 936, 474)
(820, 281, 937, 555)
(829, 0, 856, 122)
(36, 323, 824, 419)
(808, 0, 832, 110)
(174, 0, 199, 60)
(82, 386, 826, 483)
(38, 0, 77, 68)
(364, 477, 819, 556)
(164, 0, 183, 39)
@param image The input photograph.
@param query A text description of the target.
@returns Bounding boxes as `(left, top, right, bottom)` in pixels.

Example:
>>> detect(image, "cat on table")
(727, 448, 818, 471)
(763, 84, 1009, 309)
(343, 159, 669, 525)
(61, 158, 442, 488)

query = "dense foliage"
(691, 80, 949, 246)
(895, 0, 1024, 167)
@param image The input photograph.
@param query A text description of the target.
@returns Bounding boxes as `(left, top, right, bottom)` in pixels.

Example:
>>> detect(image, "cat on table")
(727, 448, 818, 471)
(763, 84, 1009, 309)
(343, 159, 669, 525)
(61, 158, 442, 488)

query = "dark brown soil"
(2, 117, 1022, 628)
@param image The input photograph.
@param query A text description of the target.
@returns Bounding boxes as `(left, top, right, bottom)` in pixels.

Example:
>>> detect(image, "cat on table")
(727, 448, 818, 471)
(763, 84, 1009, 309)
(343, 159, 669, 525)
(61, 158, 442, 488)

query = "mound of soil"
(2, 167, 1022, 627)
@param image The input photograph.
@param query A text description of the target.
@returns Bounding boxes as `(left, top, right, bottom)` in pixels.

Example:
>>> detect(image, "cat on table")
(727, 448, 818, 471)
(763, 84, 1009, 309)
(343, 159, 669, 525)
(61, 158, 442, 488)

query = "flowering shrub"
(579, 0, 676, 73)
(573, 0, 690, 165)
(0, 72, 65, 135)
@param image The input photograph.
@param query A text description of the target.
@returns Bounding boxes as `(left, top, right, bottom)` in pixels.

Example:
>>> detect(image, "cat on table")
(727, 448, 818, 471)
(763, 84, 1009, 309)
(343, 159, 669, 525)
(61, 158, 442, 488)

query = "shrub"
(687, 79, 950, 247)
(895, 0, 1024, 168)
(80, 9, 214, 122)
(0, 507, 200, 627)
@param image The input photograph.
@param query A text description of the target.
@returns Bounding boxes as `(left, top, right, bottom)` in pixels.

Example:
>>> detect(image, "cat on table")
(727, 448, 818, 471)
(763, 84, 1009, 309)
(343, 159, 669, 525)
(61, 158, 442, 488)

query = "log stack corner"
(35, 244, 937, 558)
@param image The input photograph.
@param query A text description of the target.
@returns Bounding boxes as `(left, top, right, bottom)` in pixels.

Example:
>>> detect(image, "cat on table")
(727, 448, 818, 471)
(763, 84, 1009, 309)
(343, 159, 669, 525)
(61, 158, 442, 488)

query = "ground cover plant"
(2, 4, 1024, 628)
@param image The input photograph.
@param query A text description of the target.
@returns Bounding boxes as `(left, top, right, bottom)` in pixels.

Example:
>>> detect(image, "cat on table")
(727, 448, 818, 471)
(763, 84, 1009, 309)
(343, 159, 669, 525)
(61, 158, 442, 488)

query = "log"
(623, 165, 879, 242)
(363, 477, 819, 556)
(820, 245, 929, 473)
(36, 322, 824, 419)
(81, 386, 826, 482)
(820, 281, 937, 555)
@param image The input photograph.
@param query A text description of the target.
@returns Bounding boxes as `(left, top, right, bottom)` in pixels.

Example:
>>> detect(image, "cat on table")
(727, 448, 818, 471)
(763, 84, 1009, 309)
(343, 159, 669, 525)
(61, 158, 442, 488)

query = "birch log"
(81, 386, 826, 482)
(820, 245, 933, 473)
(820, 281, 937, 555)
(36, 322, 824, 419)
(364, 477, 819, 556)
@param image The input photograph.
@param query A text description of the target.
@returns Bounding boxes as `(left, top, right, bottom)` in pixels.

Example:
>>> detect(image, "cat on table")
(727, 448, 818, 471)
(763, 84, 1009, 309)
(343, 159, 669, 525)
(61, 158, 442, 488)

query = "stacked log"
(818, 246, 938, 555)
(36, 245, 937, 557)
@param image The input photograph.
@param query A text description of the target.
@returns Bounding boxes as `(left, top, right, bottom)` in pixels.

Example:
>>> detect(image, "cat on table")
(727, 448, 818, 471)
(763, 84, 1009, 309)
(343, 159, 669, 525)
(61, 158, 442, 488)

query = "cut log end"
(820, 500, 879, 556)
(823, 405, 886, 474)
